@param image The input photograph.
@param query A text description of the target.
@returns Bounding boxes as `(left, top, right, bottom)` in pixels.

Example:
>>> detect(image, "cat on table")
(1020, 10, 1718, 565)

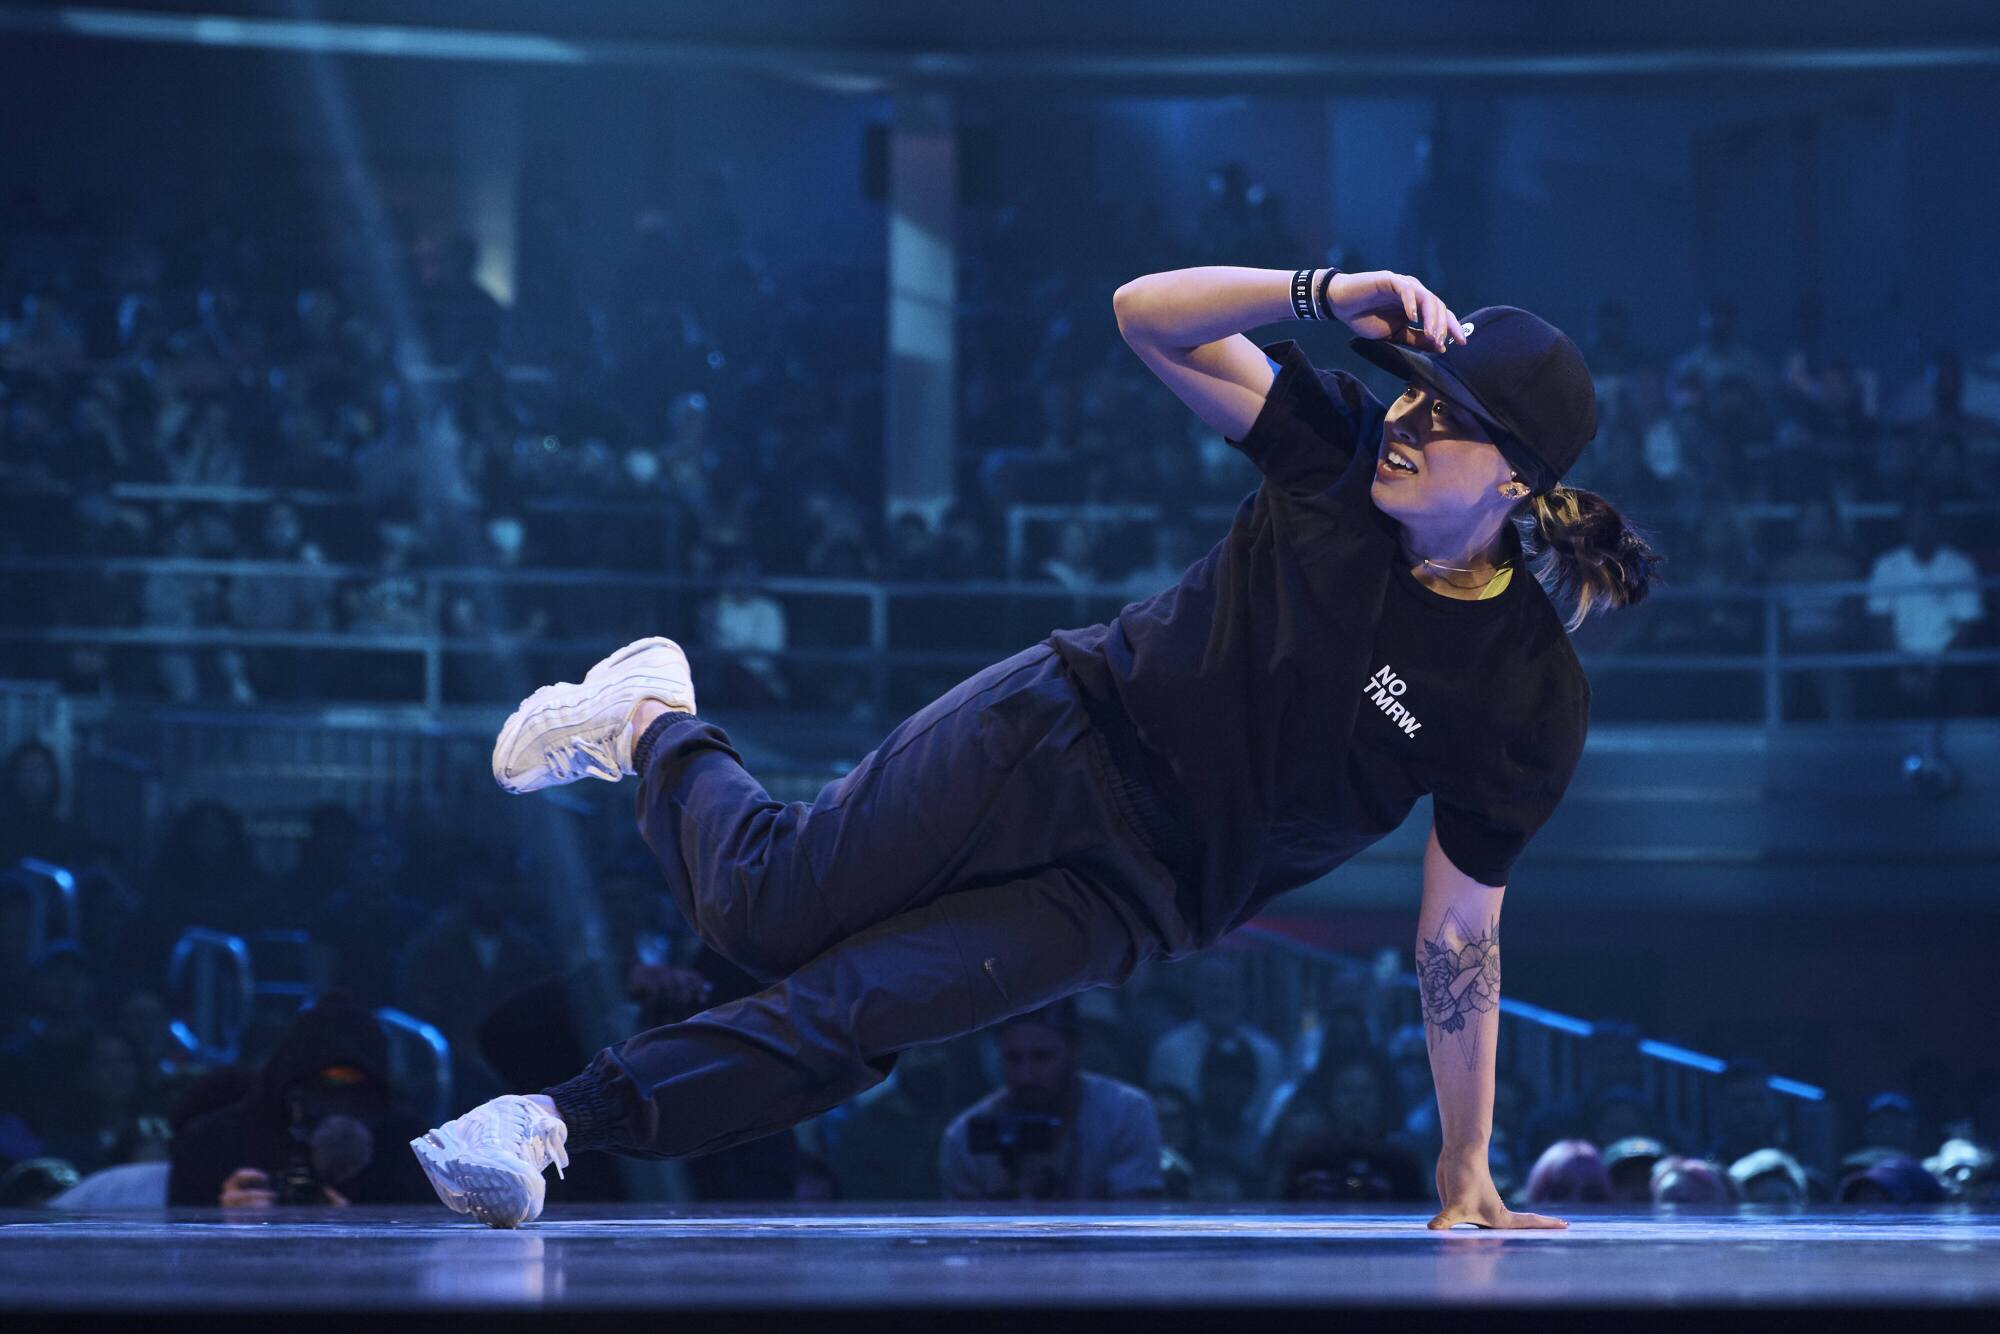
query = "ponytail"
(1510, 484, 1664, 633)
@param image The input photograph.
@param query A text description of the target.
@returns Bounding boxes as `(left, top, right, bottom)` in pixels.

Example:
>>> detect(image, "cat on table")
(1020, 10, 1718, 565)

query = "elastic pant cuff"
(632, 709, 691, 775)
(543, 1070, 623, 1154)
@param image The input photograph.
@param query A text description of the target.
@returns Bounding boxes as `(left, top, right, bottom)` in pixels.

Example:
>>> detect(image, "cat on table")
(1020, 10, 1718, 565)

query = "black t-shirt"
(1047, 338, 1588, 944)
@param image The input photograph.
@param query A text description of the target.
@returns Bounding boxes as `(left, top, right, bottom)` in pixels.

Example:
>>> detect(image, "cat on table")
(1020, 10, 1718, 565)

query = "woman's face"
(1371, 382, 1518, 524)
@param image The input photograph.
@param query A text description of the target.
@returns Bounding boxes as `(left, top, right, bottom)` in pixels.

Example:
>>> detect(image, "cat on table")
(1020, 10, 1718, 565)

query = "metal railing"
(3, 553, 1996, 724)
(163, 924, 455, 1119)
(1231, 925, 1835, 1170)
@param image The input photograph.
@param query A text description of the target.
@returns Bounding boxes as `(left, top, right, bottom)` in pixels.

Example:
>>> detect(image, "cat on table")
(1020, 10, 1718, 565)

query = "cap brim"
(1349, 337, 1511, 441)
(1348, 336, 1548, 489)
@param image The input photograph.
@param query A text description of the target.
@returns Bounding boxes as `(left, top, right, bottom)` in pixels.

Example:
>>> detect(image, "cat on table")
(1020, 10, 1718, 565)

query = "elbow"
(1112, 278, 1153, 339)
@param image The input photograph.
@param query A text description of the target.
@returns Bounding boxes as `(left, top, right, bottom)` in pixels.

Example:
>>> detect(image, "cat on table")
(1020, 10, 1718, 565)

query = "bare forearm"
(1417, 906, 1502, 1152)
(1113, 266, 1327, 349)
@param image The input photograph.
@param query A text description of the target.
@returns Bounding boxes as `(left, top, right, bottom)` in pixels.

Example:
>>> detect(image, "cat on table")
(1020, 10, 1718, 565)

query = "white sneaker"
(410, 1094, 572, 1229)
(491, 636, 697, 794)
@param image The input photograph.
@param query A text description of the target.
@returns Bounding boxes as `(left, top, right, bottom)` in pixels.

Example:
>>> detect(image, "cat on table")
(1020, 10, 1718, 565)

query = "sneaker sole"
(491, 636, 696, 794)
(411, 1135, 539, 1229)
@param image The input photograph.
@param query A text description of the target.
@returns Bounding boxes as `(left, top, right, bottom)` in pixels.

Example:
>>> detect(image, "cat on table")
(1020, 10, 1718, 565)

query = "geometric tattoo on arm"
(1418, 908, 1501, 1073)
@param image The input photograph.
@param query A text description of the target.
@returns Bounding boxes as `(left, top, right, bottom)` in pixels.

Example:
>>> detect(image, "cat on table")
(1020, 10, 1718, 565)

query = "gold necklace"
(1404, 542, 1512, 591)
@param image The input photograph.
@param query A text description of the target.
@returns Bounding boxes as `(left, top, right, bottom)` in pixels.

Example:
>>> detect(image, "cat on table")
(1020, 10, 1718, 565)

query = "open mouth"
(1379, 444, 1419, 475)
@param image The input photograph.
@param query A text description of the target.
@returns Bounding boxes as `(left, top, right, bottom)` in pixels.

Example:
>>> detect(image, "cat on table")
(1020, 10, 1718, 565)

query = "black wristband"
(1316, 266, 1342, 321)
(1291, 267, 1319, 321)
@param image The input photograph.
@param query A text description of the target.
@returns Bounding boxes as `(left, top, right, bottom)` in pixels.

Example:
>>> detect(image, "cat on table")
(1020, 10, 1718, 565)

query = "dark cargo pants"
(545, 643, 1201, 1159)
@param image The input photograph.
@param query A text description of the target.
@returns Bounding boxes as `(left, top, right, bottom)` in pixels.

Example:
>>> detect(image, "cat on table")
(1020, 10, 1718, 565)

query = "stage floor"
(5, 1203, 1998, 1328)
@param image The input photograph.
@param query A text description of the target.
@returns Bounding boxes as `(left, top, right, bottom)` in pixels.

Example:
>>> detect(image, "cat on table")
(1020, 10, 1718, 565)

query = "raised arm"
(1114, 267, 1471, 442)
(1416, 822, 1567, 1230)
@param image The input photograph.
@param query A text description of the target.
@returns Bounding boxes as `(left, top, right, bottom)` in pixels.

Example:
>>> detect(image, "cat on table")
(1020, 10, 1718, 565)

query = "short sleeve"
(1223, 339, 1382, 496)
(1432, 678, 1589, 887)
(1102, 1087, 1166, 1200)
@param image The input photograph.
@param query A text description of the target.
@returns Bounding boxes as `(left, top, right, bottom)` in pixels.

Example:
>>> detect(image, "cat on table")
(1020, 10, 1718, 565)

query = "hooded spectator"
(167, 993, 432, 1207)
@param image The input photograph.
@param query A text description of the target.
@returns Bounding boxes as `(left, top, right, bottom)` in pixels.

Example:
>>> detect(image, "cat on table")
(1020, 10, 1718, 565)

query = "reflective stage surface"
(4, 1204, 1997, 1328)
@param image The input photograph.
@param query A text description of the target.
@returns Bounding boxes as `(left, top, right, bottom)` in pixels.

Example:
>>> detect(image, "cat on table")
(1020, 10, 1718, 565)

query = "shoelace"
(543, 730, 624, 784)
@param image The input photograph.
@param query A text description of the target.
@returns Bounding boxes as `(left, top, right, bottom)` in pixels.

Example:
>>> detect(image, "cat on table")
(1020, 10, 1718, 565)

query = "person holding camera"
(170, 993, 433, 1208)
(416, 265, 1658, 1232)
(939, 999, 1162, 1203)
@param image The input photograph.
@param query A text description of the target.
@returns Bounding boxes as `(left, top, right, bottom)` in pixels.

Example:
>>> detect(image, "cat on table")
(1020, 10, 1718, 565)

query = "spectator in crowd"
(1523, 1139, 1611, 1205)
(1190, 1031, 1269, 1182)
(310, 821, 432, 1007)
(0, 739, 96, 871)
(1728, 1147, 1809, 1204)
(0, 943, 99, 1146)
(343, 509, 429, 639)
(0, 1158, 81, 1206)
(823, 1042, 955, 1201)
(1671, 298, 1771, 408)
(1272, 1132, 1427, 1204)
(1262, 1047, 1426, 1202)
(395, 852, 554, 1108)
(1651, 1156, 1736, 1204)
(1770, 497, 1862, 721)
(941, 999, 1163, 1202)
(1262, 1000, 1382, 1143)
(1602, 1135, 1668, 1203)
(1896, 351, 2000, 472)
(931, 501, 1003, 582)
(37, 1029, 171, 1176)
(225, 502, 336, 701)
(132, 800, 268, 968)
(1835, 1154, 1948, 1204)
(140, 517, 227, 703)
(1866, 492, 1985, 716)
(168, 993, 434, 1207)
(1147, 955, 1285, 1155)
(1853, 1090, 1925, 1162)
(698, 551, 789, 707)
(1038, 518, 1102, 593)
(1637, 363, 1717, 517)
(1925, 1137, 1998, 1203)
(1780, 354, 1879, 497)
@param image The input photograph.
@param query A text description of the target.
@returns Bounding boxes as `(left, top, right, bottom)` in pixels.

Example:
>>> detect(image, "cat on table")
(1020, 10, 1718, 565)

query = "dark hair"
(1511, 485, 1665, 632)
(997, 998, 1079, 1042)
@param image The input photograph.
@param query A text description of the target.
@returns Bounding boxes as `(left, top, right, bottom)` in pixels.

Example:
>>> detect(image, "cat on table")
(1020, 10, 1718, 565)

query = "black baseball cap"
(1348, 304, 1598, 494)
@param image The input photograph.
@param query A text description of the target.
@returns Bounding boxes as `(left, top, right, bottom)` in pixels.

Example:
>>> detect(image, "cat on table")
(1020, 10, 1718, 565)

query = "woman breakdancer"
(410, 264, 1661, 1230)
